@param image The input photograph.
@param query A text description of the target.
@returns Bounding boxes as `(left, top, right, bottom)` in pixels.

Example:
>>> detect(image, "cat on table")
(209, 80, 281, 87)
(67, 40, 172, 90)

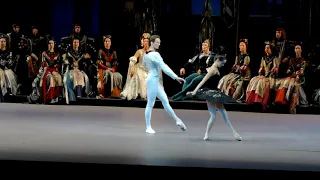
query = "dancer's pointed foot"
(176, 119, 187, 131)
(146, 127, 155, 134)
(203, 133, 209, 141)
(233, 132, 242, 141)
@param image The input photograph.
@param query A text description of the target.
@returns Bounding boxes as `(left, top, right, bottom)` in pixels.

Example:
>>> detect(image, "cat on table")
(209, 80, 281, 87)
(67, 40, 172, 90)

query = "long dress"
(217, 53, 251, 102)
(120, 49, 148, 100)
(97, 48, 123, 98)
(246, 55, 280, 110)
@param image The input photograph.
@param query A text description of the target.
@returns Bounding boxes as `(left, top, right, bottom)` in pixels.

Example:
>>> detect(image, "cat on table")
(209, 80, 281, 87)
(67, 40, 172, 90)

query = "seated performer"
(142, 35, 186, 134)
(274, 42, 308, 113)
(39, 39, 62, 103)
(0, 34, 19, 101)
(246, 41, 280, 111)
(186, 52, 242, 141)
(63, 38, 91, 104)
(97, 35, 123, 98)
(218, 39, 251, 102)
(172, 39, 215, 101)
(121, 33, 150, 100)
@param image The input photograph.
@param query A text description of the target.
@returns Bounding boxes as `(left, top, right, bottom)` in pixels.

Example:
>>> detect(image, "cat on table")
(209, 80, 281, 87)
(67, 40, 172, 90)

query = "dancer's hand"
(175, 77, 185, 84)
(187, 90, 196, 96)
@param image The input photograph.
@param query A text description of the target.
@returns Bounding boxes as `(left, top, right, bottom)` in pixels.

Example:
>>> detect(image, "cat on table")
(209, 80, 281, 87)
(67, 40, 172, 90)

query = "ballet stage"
(1, 103, 320, 174)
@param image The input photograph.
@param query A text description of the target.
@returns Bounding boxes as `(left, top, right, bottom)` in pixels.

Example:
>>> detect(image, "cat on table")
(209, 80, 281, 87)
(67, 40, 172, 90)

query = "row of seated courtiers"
(1, 36, 320, 114)
(170, 43, 320, 114)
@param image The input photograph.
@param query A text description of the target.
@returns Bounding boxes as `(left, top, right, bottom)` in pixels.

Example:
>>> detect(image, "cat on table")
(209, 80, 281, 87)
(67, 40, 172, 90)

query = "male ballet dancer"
(142, 35, 187, 134)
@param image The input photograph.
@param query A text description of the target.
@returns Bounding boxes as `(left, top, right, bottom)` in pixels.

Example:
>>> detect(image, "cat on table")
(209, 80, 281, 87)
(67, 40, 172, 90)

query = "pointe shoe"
(176, 119, 187, 131)
(233, 132, 242, 141)
(203, 134, 209, 141)
(146, 127, 155, 134)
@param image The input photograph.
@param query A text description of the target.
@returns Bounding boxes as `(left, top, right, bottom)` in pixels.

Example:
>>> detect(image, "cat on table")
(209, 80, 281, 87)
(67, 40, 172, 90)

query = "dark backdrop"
(2, 0, 319, 96)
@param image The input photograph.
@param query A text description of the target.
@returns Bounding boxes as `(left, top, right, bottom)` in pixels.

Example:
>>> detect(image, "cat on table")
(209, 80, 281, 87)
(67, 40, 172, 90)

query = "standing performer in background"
(187, 51, 242, 141)
(142, 35, 187, 134)
(121, 33, 150, 100)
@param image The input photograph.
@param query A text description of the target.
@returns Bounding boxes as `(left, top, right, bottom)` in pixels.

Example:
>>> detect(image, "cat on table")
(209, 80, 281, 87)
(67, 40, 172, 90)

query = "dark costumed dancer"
(187, 51, 242, 141)
(142, 35, 187, 134)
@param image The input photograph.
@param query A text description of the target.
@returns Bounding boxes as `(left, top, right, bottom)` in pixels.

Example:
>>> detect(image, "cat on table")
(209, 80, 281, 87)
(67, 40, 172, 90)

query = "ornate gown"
(218, 53, 251, 101)
(39, 51, 62, 103)
(246, 55, 280, 110)
(63, 49, 90, 104)
(97, 48, 123, 98)
(274, 57, 308, 113)
(0, 49, 18, 100)
(121, 48, 148, 100)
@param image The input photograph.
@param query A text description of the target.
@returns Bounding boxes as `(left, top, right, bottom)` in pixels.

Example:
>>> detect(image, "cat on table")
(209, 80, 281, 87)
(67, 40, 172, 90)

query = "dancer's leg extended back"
(157, 84, 186, 131)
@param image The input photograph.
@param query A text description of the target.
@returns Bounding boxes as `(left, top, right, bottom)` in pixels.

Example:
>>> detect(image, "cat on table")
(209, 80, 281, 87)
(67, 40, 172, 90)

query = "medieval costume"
(274, 42, 308, 113)
(6, 24, 25, 57)
(39, 41, 62, 103)
(97, 35, 123, 98)
(0, 34, 19, 101)
(120, 33, 150, 100)
(60, 24, 97, 97)
(26, 26, 47, 78)
(218, 39, 251, 102)
(246, 41, 280, 111)
(272, 28, 292, 78)
(62, 39, 90, 104)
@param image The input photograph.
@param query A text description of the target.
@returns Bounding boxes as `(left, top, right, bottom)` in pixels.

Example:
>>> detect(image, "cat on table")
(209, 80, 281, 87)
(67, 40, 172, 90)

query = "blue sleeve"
(153, 52, 178, 80)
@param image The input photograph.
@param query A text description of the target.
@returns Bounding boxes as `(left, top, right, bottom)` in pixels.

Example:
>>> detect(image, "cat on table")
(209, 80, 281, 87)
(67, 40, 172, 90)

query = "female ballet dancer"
(187, 52, 242, 141)
(142, 35, 187, 134)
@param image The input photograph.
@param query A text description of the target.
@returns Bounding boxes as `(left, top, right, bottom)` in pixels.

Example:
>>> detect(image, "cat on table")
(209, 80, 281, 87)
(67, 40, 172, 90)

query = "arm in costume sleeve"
(111, 51, 118, 72)
(241, 56, 250, 72)
(55, 54, 61, 72)
(258, 58, 264, 74)
(97, 50, 107, 70)
(0, 58, 5, 69)
(129, 50, 140, 66)
(6, 52, 14, 69)
(232, 56, 239, 70)
(272, 57, 280, 74)
(153, 52, 178, 80)
(184, 54, 198, 70)
(41, 52, 47, 67)
(297, 59, 307, 76)
(244, 56, 250, 66)
(274, 57, 280, 69)
(97, 63, 107, 70)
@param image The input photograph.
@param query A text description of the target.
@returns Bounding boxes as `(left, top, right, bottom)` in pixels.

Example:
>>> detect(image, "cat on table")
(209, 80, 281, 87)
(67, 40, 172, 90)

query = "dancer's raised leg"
(204, 101, 217, 140)
(145, 78, 158, 134)
(157, 84, 186, 131)
(216, 103, 242, 141)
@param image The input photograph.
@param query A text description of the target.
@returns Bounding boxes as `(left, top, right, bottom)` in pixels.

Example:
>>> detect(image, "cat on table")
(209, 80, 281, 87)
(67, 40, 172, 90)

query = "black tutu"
(186, 88, 236, 103)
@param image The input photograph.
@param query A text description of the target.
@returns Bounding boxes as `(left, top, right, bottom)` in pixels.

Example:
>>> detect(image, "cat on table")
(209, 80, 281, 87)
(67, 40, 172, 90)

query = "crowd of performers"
(0, 24, 320, 114)
(0, 24, 125, 104)
(172, 28, 320, 114)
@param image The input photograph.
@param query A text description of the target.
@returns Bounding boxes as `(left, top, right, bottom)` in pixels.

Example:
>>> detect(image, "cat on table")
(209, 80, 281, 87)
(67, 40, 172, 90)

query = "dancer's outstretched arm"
(192, 64, 219, 94)
(152, 52, 178, 80)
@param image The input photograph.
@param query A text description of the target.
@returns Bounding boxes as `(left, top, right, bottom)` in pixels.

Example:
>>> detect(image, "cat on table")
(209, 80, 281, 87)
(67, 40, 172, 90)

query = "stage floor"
(1, 103, 320, 172)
